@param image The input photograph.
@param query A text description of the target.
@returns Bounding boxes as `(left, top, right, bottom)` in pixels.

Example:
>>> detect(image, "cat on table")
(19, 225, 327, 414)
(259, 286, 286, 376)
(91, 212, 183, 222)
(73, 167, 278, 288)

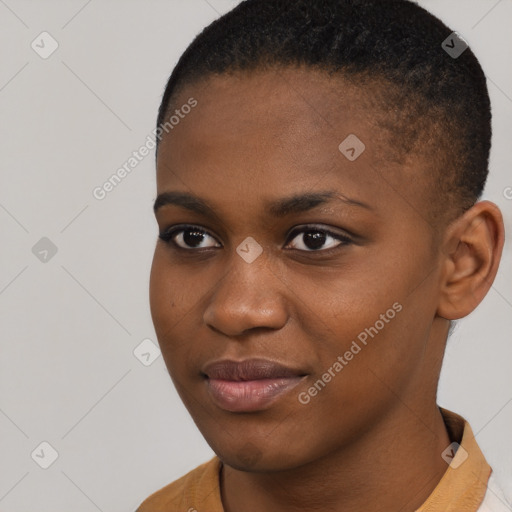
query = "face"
(150, 67, 446, 472)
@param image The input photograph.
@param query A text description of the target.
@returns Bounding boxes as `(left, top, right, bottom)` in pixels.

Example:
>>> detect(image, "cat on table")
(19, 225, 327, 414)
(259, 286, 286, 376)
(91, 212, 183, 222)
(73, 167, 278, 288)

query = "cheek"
(317, 276, 437, 420)
(149, 248, 200, 327)
(148, 248, 196, 359)
(290, 303, 419, 454)
(149, 248, 216, 375)
(291, 262, 425, 400)
(149, 249, 174, 331)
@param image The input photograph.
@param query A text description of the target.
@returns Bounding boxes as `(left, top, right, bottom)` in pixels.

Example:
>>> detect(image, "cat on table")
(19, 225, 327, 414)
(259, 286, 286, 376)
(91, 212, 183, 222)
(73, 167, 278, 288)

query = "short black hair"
(156, 0, 491, 221)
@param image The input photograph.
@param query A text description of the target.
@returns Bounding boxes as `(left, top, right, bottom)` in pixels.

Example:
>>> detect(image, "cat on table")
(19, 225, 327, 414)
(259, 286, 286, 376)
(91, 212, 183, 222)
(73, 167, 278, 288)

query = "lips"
(202, 359, 306, 412)
(203, 359, 303, 381)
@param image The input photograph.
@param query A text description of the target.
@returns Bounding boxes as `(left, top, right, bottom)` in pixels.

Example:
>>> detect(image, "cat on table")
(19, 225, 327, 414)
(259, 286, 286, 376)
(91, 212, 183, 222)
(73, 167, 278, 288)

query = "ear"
(437, 201, 505, 320)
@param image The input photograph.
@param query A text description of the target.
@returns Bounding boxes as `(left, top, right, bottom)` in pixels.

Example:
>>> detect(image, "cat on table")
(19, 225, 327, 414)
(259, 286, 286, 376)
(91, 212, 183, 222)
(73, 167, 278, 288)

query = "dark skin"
(149, 67, 505, 512)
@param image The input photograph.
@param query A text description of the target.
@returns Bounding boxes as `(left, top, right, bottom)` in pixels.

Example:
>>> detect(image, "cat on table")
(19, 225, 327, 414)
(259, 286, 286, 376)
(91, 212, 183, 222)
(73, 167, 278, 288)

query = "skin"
(149, 67, 504, 512)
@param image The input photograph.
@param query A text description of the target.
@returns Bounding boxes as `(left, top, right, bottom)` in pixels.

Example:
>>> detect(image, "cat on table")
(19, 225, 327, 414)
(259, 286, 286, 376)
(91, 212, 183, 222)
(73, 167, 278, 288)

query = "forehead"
(156, 67, 430, 223)
(161, 67, 381, 154)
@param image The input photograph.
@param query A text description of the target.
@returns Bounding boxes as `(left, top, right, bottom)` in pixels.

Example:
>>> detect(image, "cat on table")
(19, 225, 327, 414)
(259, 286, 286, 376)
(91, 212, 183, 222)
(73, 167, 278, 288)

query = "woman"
(138, 1, 509, 510)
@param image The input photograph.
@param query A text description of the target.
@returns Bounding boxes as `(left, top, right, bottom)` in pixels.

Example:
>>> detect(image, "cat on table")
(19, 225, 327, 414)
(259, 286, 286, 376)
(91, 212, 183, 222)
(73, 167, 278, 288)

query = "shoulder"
(477, 471, 512, 512)
(135, 457, 222, 512)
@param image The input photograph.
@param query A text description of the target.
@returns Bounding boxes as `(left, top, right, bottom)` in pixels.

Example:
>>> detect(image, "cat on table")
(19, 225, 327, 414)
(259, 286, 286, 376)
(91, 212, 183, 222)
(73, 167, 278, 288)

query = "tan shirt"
(136, 408, 499, 512)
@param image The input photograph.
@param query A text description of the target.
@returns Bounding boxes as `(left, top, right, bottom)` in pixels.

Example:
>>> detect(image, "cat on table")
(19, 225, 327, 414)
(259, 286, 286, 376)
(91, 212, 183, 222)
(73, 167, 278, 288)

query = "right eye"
(158, 224, 222, 250)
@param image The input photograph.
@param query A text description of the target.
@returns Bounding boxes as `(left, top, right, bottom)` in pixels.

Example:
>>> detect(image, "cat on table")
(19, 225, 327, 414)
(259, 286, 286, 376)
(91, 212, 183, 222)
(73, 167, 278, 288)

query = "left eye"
(159, 226, 221, 249)
(286, 227, 351, 251)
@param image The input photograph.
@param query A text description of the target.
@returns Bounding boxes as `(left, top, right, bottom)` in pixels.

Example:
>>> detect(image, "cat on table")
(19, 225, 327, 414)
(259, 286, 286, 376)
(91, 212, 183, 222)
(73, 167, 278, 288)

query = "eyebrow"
(153, 190, 372, 217)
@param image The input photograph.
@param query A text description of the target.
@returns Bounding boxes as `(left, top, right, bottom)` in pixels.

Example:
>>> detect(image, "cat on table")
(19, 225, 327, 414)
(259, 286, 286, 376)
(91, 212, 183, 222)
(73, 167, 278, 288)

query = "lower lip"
(206, 377, 304, 412)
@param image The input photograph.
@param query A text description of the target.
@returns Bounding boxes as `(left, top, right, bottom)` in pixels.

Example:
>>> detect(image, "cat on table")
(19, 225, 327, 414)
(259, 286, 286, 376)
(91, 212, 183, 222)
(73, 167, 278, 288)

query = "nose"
(202, 250, 289, 337)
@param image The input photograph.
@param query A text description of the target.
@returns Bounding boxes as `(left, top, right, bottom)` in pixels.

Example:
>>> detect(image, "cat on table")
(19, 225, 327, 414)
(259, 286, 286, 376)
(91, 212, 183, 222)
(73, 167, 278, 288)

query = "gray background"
(0, 0, 511, 510)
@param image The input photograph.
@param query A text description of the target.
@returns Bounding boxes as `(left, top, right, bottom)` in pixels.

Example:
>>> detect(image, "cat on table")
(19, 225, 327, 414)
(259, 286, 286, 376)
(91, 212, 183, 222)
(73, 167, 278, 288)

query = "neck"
(221, 404, 452, 512)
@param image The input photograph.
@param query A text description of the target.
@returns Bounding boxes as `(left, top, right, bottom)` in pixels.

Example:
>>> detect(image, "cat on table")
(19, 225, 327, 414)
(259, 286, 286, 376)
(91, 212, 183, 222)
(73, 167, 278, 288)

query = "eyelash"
(158, 224, 353, 254)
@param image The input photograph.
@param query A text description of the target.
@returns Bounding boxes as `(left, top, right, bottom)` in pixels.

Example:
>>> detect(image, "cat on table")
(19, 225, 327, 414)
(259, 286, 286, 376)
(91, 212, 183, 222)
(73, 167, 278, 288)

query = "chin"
(213, 439, 309, 474)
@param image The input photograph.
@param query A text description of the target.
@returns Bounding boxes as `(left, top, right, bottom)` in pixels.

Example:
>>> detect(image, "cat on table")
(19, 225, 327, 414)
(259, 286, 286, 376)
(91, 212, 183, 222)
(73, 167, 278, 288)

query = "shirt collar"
(415, 407, 491, 511)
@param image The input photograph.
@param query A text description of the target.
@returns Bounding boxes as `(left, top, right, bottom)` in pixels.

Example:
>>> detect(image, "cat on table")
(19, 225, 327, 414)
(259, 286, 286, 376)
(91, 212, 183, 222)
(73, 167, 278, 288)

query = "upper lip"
(202, 358, 305, 381)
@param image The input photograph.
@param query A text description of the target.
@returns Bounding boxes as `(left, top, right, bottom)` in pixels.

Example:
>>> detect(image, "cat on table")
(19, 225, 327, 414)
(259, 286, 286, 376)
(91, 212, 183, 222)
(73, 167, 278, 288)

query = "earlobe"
(437, 201, 504, 320)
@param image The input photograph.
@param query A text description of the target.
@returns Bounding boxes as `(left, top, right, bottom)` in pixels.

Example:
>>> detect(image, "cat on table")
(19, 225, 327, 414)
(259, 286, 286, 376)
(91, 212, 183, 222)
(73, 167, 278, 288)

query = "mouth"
(201, 358, 307, 412)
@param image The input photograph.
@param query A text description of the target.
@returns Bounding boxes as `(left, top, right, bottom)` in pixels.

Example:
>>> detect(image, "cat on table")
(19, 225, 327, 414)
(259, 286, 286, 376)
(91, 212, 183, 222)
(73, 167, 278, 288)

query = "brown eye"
(159, 225, 221, 250)
(286, 226, 352, 252)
